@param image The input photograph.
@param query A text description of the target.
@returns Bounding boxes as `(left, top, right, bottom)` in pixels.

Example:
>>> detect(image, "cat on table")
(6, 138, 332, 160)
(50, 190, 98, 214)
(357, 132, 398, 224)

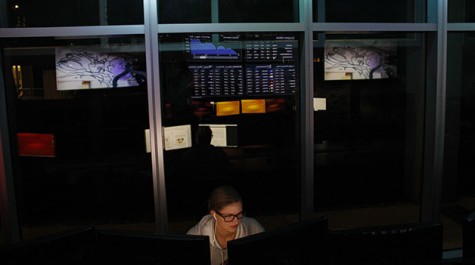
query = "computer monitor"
(463, 210, 475, 260)
(55, 46, 145, 90)
(329, 222, 443, 265)
(324, 40, 397, 81)
(167, 32, 299, 100)
(185, 33, 242, 61)
(95, 229, 211, 265)
(227, 215, 329, 265)
(0, 226, 98, 265)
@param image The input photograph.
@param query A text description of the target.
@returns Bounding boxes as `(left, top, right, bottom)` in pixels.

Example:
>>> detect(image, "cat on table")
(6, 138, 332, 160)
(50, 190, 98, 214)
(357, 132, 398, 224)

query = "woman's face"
(213, 202, 243, 234)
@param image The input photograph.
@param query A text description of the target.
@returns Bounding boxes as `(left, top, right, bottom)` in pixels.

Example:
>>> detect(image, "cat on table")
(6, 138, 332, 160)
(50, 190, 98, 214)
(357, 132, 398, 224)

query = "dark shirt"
(180, 144, 233, 207)
(181, 144, 232, 181)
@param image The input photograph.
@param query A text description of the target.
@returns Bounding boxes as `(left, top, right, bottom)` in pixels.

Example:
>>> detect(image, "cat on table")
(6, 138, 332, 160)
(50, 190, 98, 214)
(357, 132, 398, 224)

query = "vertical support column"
(300, 0, 314, 220)
(420, 0, 447, 223)
(144, 0, 168, 233)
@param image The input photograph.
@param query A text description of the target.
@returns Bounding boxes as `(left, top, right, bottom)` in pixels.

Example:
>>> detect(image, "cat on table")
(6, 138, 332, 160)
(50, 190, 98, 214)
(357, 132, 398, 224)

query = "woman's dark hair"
(208, 185, 242, 211)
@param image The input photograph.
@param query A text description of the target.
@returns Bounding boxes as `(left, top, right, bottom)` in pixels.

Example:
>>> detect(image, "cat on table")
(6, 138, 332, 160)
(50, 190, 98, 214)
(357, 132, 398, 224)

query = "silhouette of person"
(183, 126, 232, 181)
(180, 126, 233, 211)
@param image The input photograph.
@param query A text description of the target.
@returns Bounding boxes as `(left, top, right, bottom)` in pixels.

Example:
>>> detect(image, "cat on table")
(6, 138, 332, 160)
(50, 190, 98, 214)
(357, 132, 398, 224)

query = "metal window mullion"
(300, 0, 314, 220)
(144, 0, 168, 233)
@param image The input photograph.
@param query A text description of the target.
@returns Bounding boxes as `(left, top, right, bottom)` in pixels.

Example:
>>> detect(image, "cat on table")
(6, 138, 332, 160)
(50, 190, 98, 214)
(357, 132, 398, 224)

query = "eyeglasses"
(215, 211, 245, 222)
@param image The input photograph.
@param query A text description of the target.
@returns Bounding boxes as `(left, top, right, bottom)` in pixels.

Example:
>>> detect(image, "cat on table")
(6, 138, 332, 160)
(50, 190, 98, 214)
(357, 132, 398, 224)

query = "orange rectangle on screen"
(266, 98, 286, 113)
(241, 99, 266, 114)
(216, 101, 240, 116)
(17, 133, 55, 157)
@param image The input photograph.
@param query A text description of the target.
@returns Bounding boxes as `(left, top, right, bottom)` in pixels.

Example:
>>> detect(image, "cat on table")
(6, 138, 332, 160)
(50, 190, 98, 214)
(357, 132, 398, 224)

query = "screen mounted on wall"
(163, 33, 299, 99)
(324, 40, 397, 81)
(244, 33, 297, 63)
(55, 46, 145, 90)
(185, 34, 242, 61)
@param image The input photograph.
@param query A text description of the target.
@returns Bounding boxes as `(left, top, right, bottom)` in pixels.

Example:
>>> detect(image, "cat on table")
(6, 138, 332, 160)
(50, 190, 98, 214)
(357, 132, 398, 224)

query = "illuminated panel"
(184, 34, 242, 61)
(244, 33, 297, 62)
(245, 64, 296, 95)
(199, 124, 238, 148)
(216, 101, 240, 116)
(324, 40, 397, 80)
(241, 99, 266, 114)
(266, 98, 286, 113)
(17, 133, 55, 157)
(191, 100, 213, 118)
(55, 46, 144, 90)
(189, 64, 244, 97)
(163, 125, 192, 151)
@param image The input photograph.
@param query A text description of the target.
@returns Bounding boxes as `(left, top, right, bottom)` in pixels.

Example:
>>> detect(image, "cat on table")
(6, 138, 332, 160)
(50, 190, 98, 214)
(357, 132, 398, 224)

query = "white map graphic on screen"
(55, 47, 140, 90)
(324, 41, 397, 80)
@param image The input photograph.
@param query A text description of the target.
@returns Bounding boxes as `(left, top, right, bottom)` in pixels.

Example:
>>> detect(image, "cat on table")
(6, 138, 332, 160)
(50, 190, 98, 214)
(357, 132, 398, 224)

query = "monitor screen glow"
(324, 40, 397, 81)
(163, 125, 192, 151)
(241, 99, 266, 114)
(17, 132, 55, 157)
(216, 101, 240, 116)
(55, 46, 144, 90)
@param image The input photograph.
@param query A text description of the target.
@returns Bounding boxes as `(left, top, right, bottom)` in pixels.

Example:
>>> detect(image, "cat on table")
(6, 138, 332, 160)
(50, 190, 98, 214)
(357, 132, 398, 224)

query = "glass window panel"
(313, 32, 425, 229)
(2, 36, 154, 238)
(158, 0, 298, 24)
(158, 0, 211, 24)
(218, 0, 298, 23)
(443, 32, 475, 250)
(313, 0, 424, 23)
(159, 32, 301, 232)
(448, 0, 475, 22)
(5, 0, 143, 27)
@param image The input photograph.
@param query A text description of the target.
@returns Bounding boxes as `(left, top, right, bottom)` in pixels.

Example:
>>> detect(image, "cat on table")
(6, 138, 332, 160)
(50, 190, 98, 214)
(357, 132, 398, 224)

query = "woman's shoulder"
(186, 214, 215, 235)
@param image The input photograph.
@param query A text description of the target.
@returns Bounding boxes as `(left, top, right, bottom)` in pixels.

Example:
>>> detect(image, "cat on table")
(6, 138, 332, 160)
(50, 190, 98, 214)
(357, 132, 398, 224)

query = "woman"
(187, 185, 265, 265)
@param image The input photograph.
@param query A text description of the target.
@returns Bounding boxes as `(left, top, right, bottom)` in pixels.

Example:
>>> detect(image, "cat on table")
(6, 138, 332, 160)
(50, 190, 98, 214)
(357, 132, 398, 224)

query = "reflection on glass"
(2, 37, 153, 239)
(55, 46, 146, 90)
(314, 0, 423, 23)
(448, 0, 475, 22)
(218, 0, 298, 23)
(6, 0, 143, 27)
(158, 0, 297, 23)
(160, 33, 300, 231)
(324, 40, 397, 80)
(313, 32, 425, 229)
(159, 0, 211, 23)
(444, 32, 475, 249)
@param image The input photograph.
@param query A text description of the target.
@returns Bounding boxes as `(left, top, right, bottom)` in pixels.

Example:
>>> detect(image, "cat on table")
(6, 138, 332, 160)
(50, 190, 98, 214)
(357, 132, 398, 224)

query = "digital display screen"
(178, 33, 299, 99)
(244, 33, 297, 62)
(216, 101, 241, 116)
(55, 46, 145, 90)
(241, 99, 266, 114)
(17, 133, 55, 157)
(163, 125, 192, 151)
(266, 98, 286, 113)
(245, 64, 296, 95)
(185, 34, 242, 61)
(189, 64, 244, 97)
(324, 40, 397, 80)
